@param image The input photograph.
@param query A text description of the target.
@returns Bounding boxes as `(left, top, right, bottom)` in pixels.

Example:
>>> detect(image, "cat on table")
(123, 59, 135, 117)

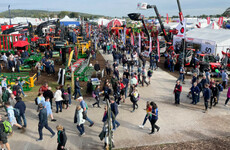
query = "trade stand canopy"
(60, 15, 80, 26)
(173, 28, 230, 57)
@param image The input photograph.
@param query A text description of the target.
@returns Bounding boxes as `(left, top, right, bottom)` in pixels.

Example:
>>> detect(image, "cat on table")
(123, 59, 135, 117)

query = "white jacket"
(54, 90, 63, 102)
(77, 108, 85, 125)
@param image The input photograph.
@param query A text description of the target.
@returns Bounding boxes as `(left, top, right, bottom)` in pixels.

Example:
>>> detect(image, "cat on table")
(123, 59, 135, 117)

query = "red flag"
(157, 38, 160, 62)
(166, 13, 169, 24)
(131, 33, 134, 46)
(218, 17, 224, 27)
(207, 17, 210, 25)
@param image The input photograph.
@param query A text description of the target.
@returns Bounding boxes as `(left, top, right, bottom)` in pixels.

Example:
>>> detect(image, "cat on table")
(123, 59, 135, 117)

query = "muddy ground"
(119, 136, 230, 150)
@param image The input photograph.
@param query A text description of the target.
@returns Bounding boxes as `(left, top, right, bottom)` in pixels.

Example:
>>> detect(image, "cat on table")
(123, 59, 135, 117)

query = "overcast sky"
(0, 0, 229, 17)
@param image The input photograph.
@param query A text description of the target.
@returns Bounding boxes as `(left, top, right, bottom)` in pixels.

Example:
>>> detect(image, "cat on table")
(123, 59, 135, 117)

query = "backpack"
(13, 108, 20, 117)
(35, 97, 38, 105)
(218, 84, 223, 92)
(3, 120, 12, 133)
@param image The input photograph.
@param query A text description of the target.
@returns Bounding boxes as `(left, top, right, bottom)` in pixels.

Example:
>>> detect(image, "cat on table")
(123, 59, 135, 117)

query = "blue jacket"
(14, 100, 26, 115)
(192, 86, 200, 95)
(203, 88, 211, 100)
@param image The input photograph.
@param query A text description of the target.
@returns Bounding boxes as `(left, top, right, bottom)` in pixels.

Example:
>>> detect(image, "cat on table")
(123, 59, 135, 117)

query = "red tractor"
(197, 54, 221, 72)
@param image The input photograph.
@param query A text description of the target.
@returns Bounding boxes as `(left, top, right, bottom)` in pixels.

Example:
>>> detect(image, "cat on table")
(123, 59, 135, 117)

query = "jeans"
(132, 101, 138, 111)
(92, 96, 100, 107)
(38, 123, 55, 140)
(77, 124, 85, 135)
(124, 87, 128, 98)
(175, 92, 180, 104)
(69, 94, 72, 105)
(150, 61, 154, 70)
(85, 111, 93, 125)
(150, 119, 159, 133)
(178, 74, 184, 82)
(112, 118, 120, 130)
(56, 101, 62, 112)
(170, 65, 174, 72)
(142, 114, 151, 126)
(74, 89, 82, 99)
(192, 94, 198, 104)
(17, 113, 27, 127)
(204, 99, 209, 110)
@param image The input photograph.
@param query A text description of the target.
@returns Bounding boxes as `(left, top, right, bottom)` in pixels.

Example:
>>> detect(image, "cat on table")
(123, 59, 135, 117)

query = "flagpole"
(8, 5, 11, 25)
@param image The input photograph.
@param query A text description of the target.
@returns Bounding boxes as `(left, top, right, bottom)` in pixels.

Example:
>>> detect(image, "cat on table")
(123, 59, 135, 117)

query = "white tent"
(173, 28, 230, 57)
(97, 18, 110, 26)
(205, 21, 220, 29)
(60, 15, 76, 22)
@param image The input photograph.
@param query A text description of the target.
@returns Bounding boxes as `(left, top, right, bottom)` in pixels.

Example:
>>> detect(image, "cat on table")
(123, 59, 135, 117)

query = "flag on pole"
(139, 33, 141, 53)
(166, 13, 169, 24)
(131, 33, 134, 46)
(157, 38, 160, 62)
(176, 19, 186, 38)
(149, 36, 152, 54)
(207, 17, 210, 25)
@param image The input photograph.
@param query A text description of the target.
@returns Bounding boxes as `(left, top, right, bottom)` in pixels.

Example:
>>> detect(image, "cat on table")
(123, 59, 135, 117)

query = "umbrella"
(13, 41, 30, 47)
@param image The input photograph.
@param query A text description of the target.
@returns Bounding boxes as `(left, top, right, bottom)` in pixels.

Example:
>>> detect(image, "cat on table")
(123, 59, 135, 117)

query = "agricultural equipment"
(35, 19, 60, 37)
(197, 54, 221, 72)
(0, 72, 37, 91)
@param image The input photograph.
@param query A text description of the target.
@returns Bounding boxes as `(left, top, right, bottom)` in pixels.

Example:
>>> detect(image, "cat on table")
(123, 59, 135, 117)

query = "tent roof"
(60, 15, 76, 22)
(186, 28, 230, 44)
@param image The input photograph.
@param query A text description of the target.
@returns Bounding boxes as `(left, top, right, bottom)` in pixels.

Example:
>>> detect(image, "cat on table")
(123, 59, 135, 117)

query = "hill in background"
(0, 9, 108, 19)
(223, 7, 230, 17)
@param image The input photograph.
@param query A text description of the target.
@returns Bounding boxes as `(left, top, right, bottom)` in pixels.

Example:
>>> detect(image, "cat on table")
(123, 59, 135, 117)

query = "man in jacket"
(37, 103, 55, 141)
(74, 77, 82, 99)
(14, 97, 27, 127)
(110, 98, 120, 131)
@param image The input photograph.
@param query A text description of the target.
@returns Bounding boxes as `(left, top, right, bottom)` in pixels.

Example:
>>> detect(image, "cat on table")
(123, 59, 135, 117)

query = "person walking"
(130, 88, 139, 112)
(0, 115, 11, 150)
(54, 86, 63, 113)
(43, 87, 54, 108)
(149, 101, 160, 134)
(174, 80, 182, 105)
(67, 84, 72, 106)
(178, 65, 185, 84)
(77, 97, 94, 127)
(74, 105, 85, 136)
(224, 86, 230, 106)
(56, 125, 67, 150)
(141, 67, 149, 87)
(203, 83, 211, 113)
(139, 101, 152, 129)
(74, 77, 82, 99)
(5, 102, 25, 132)
(191, 82, 200, 105)
(92, 85, 101, 108)
(210, 84, 219, 108)
(110, 98, 120, 131)
(14, 97, 27, 128)
(36, 103, 55, 141)
(45, 98, 56, 122)
(221, 70, 228, 89)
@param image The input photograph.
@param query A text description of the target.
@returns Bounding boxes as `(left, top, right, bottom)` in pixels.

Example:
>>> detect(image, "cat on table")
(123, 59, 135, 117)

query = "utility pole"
(8, 5, 11, 25)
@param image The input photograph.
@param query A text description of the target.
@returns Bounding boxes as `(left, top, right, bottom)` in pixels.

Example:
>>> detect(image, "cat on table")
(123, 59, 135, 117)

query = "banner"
(166, 13, 169, 24)
(149, 36, 152, 54)
(157, 38, 160, 62)
(131, 33, 134, 46)
(207, 17, 210, 25)
(201, 41, 216, 54)
(139, 33, 141, 53)
(218, 17, 224, 27)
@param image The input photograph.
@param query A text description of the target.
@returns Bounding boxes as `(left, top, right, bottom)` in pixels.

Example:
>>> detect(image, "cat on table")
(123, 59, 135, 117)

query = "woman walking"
(149, 101, 160, 134)
(54, 86, 63, 113)
(74, 105, 85, 136)
(139, 101, 152, 129)
(56, 125, 67, 150)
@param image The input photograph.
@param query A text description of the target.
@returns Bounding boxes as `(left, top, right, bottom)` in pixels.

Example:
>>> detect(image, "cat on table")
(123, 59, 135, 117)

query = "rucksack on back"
(3, 120, 12, 133)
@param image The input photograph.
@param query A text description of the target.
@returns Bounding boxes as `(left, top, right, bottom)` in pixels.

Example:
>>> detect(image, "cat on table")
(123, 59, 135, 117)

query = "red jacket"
(174, 84, 182, 93)
(39, 86, 48, 93)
